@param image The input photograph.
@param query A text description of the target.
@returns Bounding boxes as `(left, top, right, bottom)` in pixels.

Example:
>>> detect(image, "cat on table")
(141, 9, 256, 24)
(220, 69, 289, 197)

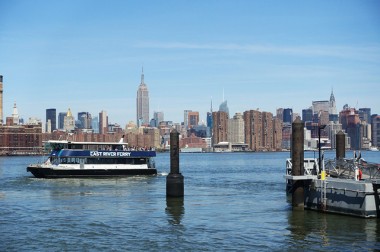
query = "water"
(1, 151, 380, 251)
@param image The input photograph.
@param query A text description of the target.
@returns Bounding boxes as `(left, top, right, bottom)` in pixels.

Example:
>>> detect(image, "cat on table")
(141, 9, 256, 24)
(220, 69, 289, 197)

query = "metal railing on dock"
(325, 158, 380, 180)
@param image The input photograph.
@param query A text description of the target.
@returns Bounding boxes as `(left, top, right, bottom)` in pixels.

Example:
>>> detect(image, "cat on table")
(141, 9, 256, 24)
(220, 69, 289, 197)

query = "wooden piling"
(336, 130, 345, 160)
(166, 129, 184, 197)
(291, 117, 304, 210)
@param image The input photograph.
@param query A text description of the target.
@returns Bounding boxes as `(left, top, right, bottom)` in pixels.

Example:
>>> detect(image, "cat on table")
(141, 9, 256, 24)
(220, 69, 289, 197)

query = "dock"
(286, 157, 380, 218)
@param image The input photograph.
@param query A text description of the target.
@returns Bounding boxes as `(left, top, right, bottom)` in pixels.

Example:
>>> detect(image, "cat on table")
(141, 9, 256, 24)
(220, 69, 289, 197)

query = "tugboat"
(27, 137, 157, 178)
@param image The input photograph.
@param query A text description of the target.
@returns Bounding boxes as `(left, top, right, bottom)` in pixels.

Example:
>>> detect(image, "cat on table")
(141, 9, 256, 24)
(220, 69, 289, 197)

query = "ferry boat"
(27, 138, 157, 178)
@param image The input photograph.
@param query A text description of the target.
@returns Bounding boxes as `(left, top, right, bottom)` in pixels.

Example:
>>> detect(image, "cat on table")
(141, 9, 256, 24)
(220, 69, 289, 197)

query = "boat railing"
(325, 158, 380, 180)
(286, 158, 318, 176)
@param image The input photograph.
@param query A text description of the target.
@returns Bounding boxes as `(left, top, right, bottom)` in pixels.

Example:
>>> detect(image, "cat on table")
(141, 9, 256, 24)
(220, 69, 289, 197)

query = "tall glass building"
(46, 108, 56, 131)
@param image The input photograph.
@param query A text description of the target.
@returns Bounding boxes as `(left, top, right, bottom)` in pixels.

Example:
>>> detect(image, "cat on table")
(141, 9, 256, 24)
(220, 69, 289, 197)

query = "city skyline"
(0, 1, 379, 125)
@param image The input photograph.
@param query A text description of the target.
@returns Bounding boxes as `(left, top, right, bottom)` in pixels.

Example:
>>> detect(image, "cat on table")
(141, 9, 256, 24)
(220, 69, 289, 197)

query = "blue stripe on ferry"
(51, 150, 156, 157)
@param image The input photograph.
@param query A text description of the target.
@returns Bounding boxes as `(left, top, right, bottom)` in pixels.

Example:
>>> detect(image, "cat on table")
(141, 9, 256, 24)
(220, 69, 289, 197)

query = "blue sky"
(1, 0, 379, 126)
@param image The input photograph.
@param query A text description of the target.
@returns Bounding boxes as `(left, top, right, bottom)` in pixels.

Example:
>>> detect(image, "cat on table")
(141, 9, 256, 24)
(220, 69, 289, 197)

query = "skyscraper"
(78, 112, 92, 129)
(219, 100, 229, 118)
(64, 108, 75, 132)
(227, 112, 245, 144)
(329, 90, 338, 122)
(99, 110, 108, 134)
(46, 108, 57, 132)
(283, 108, 293, 124)
(58, 112, 66, 130)
(212, 111, 228, 145)
(136, 68, 149, 127)
(188, 111, 199, 129)
(12, 102, 19, 125)
(302, 108, 313, 122)
(243, 110, 262, 151)
(153, 111, 164, 127)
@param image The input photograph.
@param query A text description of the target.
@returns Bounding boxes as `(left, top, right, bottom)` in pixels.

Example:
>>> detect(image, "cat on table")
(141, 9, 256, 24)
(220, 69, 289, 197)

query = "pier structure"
(166, 128, 184, 197)
(286, 127, 380, 218)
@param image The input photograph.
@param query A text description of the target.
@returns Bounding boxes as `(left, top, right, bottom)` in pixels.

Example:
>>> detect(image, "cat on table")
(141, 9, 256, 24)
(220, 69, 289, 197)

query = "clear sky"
(1, 0, 379, 126)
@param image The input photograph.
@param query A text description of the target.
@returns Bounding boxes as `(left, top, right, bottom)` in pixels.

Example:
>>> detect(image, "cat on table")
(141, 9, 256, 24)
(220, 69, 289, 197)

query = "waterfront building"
(227, 112, 245, 144)
(136, 69, 149, 127)
(372, 115, 380, 147)
(125, 126, 160, 149)
(243, 110, 279, 151)
(99, 110, 108, 134)
(243, 110, 262, 151)
(0, 123, 43, 155)
(46, 108, 56, 132)
(272, 117, 283, 151)
(63, 108, 75, 132)
(0, 75, 3, 125)
(180, 133, 207, 149)
(212, 111, 228, 146)
(262, 112, 274, 150)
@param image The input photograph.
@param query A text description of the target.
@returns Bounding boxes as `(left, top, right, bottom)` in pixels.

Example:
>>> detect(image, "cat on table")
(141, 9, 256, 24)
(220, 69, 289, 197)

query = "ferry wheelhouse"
(27, 139, 157, 178)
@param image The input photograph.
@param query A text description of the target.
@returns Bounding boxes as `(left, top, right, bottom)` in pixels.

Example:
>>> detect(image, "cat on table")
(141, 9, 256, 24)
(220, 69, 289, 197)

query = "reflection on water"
(165, 197, 184, 225)
(287, 209, 380, 250)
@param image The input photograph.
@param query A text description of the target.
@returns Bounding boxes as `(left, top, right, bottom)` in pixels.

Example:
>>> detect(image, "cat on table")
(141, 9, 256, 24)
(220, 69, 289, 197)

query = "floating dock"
(286, 123, 380, 218)
(286, 157, 380, 218)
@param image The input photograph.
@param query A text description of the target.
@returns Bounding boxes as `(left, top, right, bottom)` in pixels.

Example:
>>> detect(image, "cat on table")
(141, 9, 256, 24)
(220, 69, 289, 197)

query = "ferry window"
(60, 157, 67, 164)
(71, 144, 83, 150)
(88, 145, 98, 151)
(51, 157, 59, 164)
(66, 158, 80, 164)
(134, 158, 146, 164)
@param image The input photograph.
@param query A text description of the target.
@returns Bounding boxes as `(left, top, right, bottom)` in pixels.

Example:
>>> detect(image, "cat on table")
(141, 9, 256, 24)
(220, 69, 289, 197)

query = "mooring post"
(291, 117, 304, 210)
(336, 130, 345, 160)
(166, 129, 184, 197)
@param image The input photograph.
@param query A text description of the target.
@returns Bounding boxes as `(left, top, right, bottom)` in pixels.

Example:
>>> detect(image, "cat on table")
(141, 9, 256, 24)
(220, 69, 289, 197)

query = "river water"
(1, 151, 380, 251)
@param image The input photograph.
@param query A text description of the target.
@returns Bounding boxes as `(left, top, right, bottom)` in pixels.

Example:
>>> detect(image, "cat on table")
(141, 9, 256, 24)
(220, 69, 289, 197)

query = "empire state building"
(136, 69, 149, 127)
